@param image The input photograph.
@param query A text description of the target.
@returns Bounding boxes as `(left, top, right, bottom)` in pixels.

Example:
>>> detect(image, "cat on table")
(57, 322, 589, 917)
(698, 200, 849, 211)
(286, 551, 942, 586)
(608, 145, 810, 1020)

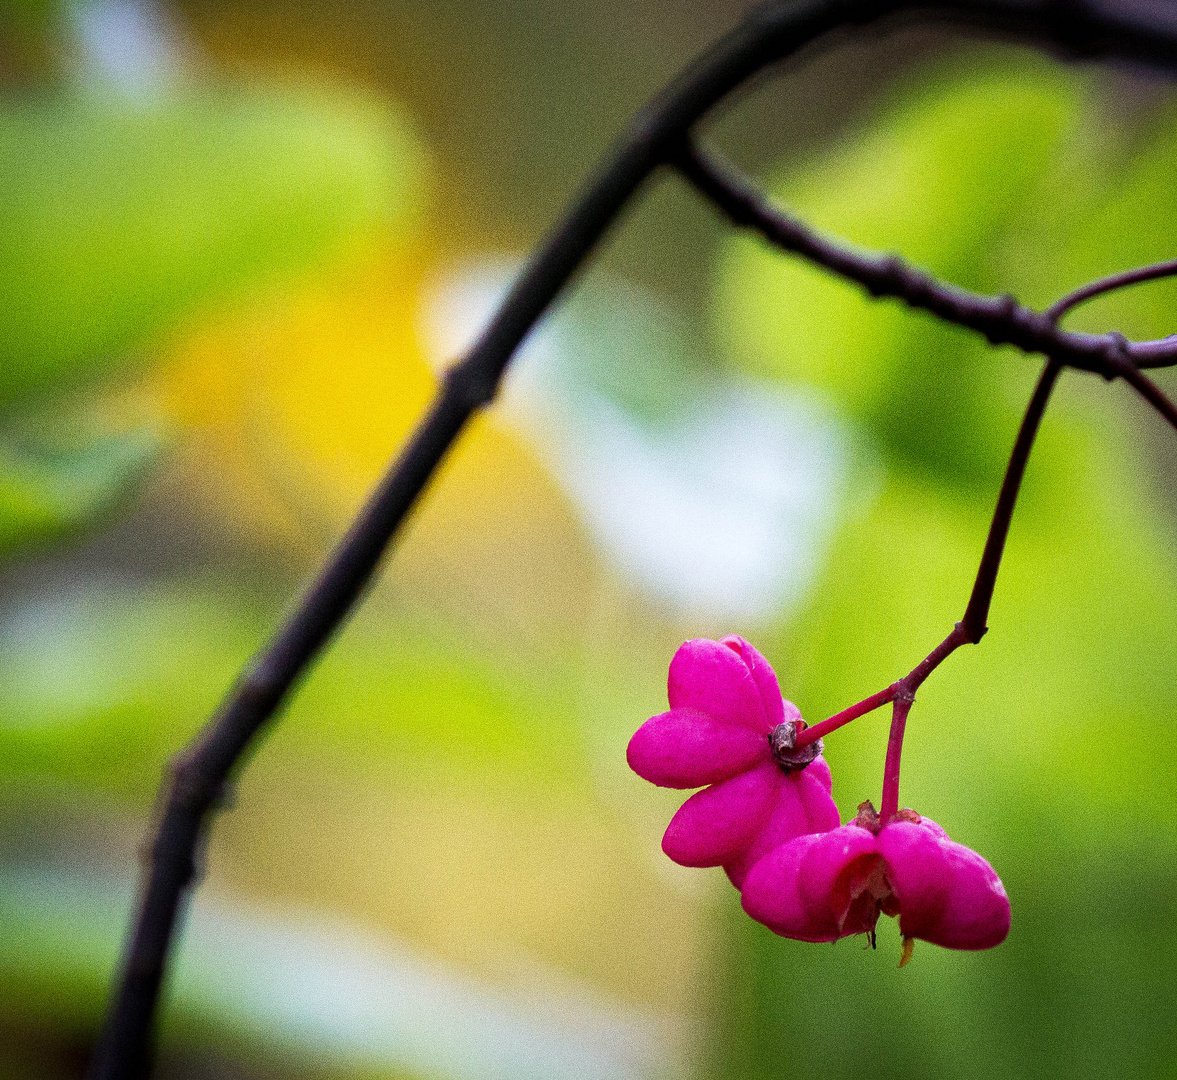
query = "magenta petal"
(923, 841, 1010, 950)
(797, 825, 879, 922)
(724, 760, 841, 887)
(880, 822, 1010, 949)
(910, 814, 950, 841)
(662, 762, 779, 867)
(794, 762, 842, 831)
(667, 638, 778, 732)
(627, 708, 768, 789)
(802, 755, 834, 794)
(718, 636, 786, 730)
(877, 822, 954, 939)
(742, 833, 842, 942)
(725, 789, 805, 889)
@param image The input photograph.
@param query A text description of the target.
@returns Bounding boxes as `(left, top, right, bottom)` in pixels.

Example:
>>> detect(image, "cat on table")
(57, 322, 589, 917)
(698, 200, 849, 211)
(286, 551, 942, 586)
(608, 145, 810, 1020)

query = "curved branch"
(1048, 258, 1177, 324)
(674, 139, 1177, 374)
(961, 359, 1062, 639)
(88, 3, 1177, 1078)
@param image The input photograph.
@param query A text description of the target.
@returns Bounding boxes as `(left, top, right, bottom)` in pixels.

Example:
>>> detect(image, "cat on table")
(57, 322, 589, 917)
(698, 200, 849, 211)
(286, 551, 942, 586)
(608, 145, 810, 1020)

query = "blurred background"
(2, 2, 1177, 1078)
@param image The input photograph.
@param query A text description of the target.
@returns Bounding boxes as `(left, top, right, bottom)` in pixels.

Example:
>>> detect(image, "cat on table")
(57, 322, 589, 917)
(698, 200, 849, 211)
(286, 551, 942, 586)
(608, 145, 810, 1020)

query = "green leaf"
(0, 425, 160, 555)
(0, 85, 426, 406)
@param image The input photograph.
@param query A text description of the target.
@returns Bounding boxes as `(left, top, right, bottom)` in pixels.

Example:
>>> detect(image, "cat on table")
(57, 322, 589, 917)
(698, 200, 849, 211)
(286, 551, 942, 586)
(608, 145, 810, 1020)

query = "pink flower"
(741, 802, 1010, 956)
(627, 636, 840, 886)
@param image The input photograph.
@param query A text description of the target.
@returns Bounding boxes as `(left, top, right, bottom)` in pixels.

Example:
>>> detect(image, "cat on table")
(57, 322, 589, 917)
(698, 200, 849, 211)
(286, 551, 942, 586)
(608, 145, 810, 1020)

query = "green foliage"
(0, 582, 583, 801)
(0, 82, 425, 560)
(0, 426, 160, 554)
(716, 61, 1081, 488)
(0, 86, 425, 409)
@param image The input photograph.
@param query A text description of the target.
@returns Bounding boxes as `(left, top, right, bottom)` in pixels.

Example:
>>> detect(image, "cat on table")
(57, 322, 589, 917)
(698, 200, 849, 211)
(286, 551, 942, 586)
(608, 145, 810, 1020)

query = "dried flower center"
(852, 799, 920, 835)
(852, 858, 894, 907)
(768, 719, 822, 772)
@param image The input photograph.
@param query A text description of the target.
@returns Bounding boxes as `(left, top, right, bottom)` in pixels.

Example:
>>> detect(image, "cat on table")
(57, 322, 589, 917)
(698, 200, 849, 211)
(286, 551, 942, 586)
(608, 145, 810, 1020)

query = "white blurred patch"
(0, 575, 142, 727)
(0, 864, 681, 1080)
(420, 260, 856, 622)
(65, 0, 188, 99)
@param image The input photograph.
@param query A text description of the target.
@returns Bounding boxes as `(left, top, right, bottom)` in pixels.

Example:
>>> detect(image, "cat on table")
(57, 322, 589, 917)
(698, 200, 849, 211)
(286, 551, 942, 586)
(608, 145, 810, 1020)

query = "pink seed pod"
(627, 636, 840, 886)
(741, 801, 1010, 958)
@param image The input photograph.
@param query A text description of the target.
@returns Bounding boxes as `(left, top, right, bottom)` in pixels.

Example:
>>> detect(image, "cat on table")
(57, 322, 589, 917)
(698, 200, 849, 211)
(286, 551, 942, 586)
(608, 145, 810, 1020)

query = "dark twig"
(1048, 258, 1177, 324)
(1106, 341, 1177, 435)
(798, 357, 1059, 748)
(87, 4, 871, 1077)
(89, 2, 1177, 1078)
(1123, 368, 1177, 434)
(674, 139, 1177, 375)
(961, 360, 1062, 639)
(1047, 263, 1177, 434)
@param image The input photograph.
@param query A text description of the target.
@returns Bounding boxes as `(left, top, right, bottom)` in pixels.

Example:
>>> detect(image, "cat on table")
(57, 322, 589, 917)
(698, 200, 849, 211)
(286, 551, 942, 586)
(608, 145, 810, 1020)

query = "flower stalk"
(879, 695, 913, 825)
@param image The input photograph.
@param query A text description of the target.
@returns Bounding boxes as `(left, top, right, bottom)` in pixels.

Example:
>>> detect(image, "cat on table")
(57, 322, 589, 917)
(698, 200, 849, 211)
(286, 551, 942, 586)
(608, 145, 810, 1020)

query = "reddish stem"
(794, 685, 897, 748)
(879, 695, 914, 823)
(796, 624, 967, 798)
(902, 623, 969, 696)
(878, 624, 968, 821)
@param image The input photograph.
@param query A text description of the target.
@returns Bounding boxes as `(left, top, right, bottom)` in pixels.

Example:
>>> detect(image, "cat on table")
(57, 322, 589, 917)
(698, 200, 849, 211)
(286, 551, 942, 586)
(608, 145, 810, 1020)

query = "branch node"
(981, 295, 1019, 345)
(446, 362, 499, 413)
(865, 255, 902, 298)
(1104, 331, 1133, 382)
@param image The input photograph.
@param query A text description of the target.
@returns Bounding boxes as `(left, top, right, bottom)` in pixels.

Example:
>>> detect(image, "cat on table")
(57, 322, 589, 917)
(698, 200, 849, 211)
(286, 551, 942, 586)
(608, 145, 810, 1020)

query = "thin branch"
(1037, 252, 1177, 465)
(673, 139, 1177, 375)
(1101, 336, 1177, 435)
(962, 360, 1062, 640)
(796, 360, 1059, 749)
(1121, 366, 1177, 434)
(86, 5, 867, 1078)
(900, 622, 971, 696)
(797, 684, 897, 745)
(88, 2, 1177, 1078)
(1047, 258, 1177, 324)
